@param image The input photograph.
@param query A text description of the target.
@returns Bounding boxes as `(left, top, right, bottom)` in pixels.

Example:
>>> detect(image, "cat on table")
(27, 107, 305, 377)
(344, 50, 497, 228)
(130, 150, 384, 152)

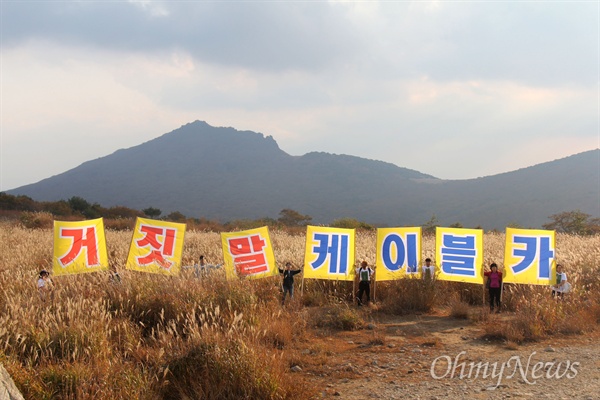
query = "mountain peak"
(7, 123, 599, 229)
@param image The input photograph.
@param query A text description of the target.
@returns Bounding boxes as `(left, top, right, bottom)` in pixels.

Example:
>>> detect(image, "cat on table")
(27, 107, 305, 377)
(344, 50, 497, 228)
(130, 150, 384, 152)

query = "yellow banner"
(503, 228, 556, 285)
(304, 226, 355, 281)
(435, 227, 483, 284)
(53, 218, 108, 276)
(126, 218, 186, 275)
(376, 227, 422, 281)
(221, 226, 276, 280)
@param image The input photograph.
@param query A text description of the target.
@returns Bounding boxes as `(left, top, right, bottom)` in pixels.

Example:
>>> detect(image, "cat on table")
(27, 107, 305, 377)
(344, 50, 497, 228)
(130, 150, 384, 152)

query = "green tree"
(0, 193, 37, 211)
(422, 214, 440, 235)
(103, 206, 144, 219)
(67, 196, 101, 219)
(165, 211, 186, 222)
(277, 209, 312, 227)
(542, 210, 598, 235)
(142, 207, 162, 219)
(42, 200, 73, 216)
(330, 217, 374, 230)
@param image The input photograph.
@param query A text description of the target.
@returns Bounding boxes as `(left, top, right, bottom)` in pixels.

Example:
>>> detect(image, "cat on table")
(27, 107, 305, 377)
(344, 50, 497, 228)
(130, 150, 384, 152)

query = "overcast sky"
(2, 1, 599, 191)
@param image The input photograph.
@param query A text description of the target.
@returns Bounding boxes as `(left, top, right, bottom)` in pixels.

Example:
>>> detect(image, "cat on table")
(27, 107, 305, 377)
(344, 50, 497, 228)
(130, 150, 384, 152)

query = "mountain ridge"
(8, 121, 600, 229)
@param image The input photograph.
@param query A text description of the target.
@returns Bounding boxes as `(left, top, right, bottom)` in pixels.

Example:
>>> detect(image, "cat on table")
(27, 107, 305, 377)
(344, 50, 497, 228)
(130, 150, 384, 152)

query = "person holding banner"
(356, 261, 374, 306)
(551, 264, 570, 298)
(279, 262, 302, 305)
(484, 263, 502, 313)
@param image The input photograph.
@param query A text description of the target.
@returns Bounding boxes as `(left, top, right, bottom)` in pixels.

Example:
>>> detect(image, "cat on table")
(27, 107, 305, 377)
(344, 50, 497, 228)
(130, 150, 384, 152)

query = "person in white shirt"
(37, 270, 53, 302)
(356, 261, 374, 306)
(552, 264, 570, 297)
(422, 258, 435, 281)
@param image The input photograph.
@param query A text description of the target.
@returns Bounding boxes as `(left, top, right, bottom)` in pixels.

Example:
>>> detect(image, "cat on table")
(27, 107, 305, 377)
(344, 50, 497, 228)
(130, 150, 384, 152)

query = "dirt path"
(295, 309, 600, 399)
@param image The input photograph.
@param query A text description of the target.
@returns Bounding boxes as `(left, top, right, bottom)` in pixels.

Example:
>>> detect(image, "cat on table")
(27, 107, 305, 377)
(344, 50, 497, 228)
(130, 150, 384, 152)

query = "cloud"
(1, 1, 597, 190)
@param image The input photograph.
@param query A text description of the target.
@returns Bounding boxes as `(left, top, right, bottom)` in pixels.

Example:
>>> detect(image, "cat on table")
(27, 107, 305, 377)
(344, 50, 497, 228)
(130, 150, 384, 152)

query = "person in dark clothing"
(484, 263, 503, 313)
(356, 261, 374, 306)
(279, 262, 302, 305)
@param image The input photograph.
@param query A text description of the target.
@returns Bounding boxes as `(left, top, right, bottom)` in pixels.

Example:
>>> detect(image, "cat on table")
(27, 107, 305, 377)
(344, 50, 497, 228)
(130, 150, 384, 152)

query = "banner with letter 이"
(53, 218, 108, 276)
(376, 227, 422, 281)
(435, 227, 483, 284)
(503, 227, 555, 285)
(304, 226, 355, 281)
(126, 217, 186, 275)
(221, 226, 276, 280)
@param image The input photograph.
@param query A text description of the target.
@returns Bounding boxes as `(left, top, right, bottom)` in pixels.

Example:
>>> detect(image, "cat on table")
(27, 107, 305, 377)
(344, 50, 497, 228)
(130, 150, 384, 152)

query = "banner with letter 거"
(53, 218, 108, 276)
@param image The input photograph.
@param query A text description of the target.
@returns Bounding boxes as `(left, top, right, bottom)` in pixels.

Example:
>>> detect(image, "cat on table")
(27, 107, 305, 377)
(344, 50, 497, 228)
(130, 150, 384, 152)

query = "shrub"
(20, 211, 54, 229)
(378, 277, 438, 314)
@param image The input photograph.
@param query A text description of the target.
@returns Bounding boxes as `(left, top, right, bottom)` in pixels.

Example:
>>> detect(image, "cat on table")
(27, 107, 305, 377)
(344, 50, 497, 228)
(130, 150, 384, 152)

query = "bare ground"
(293, 307, 600, 399)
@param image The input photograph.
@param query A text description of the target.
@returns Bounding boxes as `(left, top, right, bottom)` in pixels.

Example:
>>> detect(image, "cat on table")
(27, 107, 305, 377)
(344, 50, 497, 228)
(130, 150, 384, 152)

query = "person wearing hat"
(356, 261, 374, 306)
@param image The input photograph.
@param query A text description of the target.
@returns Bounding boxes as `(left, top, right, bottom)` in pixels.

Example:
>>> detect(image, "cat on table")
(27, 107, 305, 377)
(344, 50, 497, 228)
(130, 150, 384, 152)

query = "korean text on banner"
(126, 218, 186, 275)
(436, 227, 484, 284)
(53, 218, 108, 276)
(221, 226, 277, 280)
(304, 226, 355, 281)
(503, 228, 556, 285)
(376, 227, 422, 281)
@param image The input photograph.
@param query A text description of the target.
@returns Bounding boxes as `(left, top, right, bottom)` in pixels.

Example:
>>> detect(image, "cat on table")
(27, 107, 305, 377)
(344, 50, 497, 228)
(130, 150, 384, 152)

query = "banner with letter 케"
(303, 225, 355, 281)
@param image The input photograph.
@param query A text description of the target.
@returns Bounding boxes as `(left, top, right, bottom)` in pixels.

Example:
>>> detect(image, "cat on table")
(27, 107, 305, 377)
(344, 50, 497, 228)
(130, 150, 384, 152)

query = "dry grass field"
(0, 223, 599, 399)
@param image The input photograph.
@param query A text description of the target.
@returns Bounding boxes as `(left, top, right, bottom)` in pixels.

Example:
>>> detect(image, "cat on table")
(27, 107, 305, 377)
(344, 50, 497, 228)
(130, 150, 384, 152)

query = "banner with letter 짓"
(126, 217, 186, 276)
(503, 227, 556, 285)
(53, 218, 109, 276)
(221, 226, 277, 280)
(304, 226, 355, 281)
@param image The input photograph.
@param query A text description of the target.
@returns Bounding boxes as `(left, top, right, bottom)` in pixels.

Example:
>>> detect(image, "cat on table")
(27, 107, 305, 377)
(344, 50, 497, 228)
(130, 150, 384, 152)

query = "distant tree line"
(1, 192, 598, 234)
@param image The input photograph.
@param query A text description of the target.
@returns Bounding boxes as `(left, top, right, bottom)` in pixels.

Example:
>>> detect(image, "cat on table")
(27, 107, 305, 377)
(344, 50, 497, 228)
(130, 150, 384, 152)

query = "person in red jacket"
(484, 263, 502, 313)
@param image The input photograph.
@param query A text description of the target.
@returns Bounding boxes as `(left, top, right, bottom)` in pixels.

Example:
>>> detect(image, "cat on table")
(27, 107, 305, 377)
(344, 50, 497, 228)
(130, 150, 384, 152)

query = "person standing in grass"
(484, 263, 502, 313)
(37, 270, 54, 302)
(356, 261, 374, 306)
(279, 262, 302, 305)
(421, 258, 435, 281)
(552, 264, 570, 298)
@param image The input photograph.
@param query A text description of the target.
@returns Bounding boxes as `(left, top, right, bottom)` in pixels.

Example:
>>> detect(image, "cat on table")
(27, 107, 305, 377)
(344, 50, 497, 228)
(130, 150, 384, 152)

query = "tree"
(103, 206, 144, 219)
(422, 214, 440, 235)
(67, 196, 101, 219)
(142, 207, 162, 219)
(0, 193, 37, 211)
(277, 209, 312, 227)
(330, 218, 374, 230)
(542, 210, 598, 235)
(165, 211, 186, 222)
